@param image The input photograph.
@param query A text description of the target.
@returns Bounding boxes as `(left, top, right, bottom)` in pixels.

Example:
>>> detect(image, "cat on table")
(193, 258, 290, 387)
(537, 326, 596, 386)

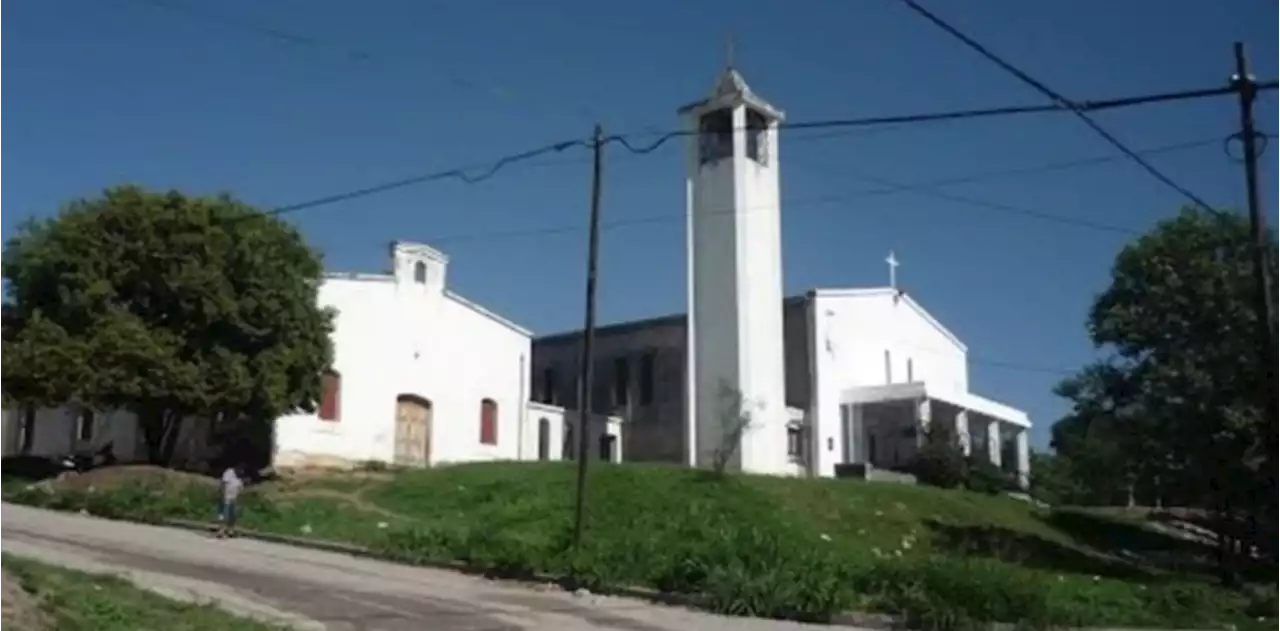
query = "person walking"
(216, 464, 244, 539)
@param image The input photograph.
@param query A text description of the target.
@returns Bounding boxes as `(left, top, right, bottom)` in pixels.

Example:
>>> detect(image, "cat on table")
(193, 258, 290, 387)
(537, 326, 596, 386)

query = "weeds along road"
(1, 503, 870, 631)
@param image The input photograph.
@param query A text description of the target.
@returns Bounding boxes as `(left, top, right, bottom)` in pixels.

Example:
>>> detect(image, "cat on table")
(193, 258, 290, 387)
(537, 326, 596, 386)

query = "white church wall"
(806, 289, 970, 477)
(524, 401, 624, 463)
(275, 242, 533, 470)
(275, 275, 400, 467)
(428, 292, 531, 465)
(688, 142, 744, 472)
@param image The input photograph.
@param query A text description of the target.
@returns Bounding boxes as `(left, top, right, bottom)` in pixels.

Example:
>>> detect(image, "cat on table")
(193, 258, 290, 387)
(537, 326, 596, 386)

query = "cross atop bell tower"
(679, 62, 790, 475)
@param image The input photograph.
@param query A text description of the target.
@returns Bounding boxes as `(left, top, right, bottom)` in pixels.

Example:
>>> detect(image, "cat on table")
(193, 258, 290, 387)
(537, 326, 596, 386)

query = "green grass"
(1, 555, 286, 631)
(4, 462, 1276, 629)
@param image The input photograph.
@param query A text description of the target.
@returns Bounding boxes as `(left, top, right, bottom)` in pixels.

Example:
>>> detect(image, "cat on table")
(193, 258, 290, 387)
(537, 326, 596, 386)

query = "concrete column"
(851, 405, 865, 463)
(916, 398, 931, 445)
(954, 410, 970, 456)
(1015, 429, 1030, 490)
(986, 420, 1002, 467)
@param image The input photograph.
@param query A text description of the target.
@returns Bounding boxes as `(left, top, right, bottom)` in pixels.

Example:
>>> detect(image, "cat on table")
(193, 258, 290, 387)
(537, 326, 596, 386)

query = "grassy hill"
(4, 461, 1274, 629)
(1, 555, 284, 631)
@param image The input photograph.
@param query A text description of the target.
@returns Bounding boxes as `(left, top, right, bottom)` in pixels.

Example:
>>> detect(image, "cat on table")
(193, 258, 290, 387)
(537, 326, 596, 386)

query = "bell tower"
(680, 65, 789, 474)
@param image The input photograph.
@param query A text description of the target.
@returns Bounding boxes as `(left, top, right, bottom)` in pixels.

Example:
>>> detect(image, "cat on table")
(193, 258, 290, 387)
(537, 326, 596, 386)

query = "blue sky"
(4, 0, 1277, 449)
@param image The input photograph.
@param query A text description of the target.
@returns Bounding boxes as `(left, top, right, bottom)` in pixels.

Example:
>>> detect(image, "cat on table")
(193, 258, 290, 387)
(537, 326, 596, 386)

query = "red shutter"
(480, 399, 498, 445)
(319, 371, 341, 421)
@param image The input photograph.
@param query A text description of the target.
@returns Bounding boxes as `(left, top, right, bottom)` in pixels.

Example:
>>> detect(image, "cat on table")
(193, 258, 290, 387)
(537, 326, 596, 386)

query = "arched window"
(413, 261, 428, 284)
(479, 398, 498, 445)
(537, 418, 550, 461)
(319, 369, 341, 421)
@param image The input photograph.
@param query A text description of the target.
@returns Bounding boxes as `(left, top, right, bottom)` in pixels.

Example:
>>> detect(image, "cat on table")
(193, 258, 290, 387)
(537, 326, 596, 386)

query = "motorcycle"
(58, 442, 117, 474)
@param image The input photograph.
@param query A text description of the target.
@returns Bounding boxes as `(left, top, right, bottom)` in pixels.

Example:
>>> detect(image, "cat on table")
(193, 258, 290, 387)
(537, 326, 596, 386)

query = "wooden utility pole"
(572, 125, 605, 549)
(1229, 43, 1277, 422)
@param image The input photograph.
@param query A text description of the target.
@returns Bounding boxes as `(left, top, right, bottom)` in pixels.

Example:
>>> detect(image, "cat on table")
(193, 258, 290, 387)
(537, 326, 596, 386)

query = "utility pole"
(572, 125, 605, 549)
(1229, 43, 1277, 423)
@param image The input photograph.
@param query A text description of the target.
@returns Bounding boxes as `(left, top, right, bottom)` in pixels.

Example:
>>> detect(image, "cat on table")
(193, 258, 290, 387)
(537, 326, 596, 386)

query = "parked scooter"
(58, 442, 117, 474)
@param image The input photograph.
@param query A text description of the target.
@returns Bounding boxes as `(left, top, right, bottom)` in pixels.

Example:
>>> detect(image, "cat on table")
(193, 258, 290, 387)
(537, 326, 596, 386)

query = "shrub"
(913, 423, 967, 489)
(700, 531, 853, 622)
(963, 458, 1015, 495)
(851, 557, 1054, 630)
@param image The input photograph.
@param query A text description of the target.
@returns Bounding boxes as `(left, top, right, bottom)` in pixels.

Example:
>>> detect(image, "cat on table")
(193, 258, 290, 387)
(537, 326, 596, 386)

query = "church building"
(2, 241, 625, 470)
(532, 67, 1032, 485)
(4, 65, 1029, 488)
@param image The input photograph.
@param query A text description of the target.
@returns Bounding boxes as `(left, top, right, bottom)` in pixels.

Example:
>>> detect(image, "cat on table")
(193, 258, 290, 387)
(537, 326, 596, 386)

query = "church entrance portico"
(839, 382, 1031, 489)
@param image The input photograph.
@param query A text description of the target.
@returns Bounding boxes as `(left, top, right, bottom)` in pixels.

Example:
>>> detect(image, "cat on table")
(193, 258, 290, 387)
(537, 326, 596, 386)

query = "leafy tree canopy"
(1050, 206, 1277, 570)
(2, 186, 335, 464)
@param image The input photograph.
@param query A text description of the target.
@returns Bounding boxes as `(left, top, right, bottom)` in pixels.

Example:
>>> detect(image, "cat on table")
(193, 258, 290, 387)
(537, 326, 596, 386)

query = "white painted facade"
(800, 288, 1031, 486)
(3, 241, 623, 469)
(531, 66, 1033, 487)
(682, 68, 793, 475)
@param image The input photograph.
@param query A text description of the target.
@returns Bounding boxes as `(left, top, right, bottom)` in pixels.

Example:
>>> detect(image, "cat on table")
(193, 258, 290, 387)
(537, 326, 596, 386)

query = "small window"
(787, 426, 802, 460)
(907, 358, 914, 383)
(413, 261, 428, 284)
(537, 418, 551, 461)
(541, 367, 557, 405)
(19, 407, 35, 454)
(563, 422, 575, 460)
(697, 109, 733, 165)
(745, 109, 769, 164)
(480, 398, 498, 445)
(599, 434, 616, 461)
(612, 357, 629, 407)
(319, 370, 341, 421)
(639, 352, 655, 405)
(76, 409, 95, 442)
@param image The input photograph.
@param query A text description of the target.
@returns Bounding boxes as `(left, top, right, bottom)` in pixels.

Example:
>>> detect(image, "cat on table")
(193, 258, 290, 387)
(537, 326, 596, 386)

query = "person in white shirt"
(216, 465, 244, 539)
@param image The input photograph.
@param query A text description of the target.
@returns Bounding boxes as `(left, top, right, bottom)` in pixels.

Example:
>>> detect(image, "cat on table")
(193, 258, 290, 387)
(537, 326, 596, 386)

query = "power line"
(896, 0, 1217, 210)
(129, 0, 602, 123)
(419, 134, 1236, 246)
(266, 139, 591, 217)
(602, 81, 1267, 156)
(263, 80, 1275, 221)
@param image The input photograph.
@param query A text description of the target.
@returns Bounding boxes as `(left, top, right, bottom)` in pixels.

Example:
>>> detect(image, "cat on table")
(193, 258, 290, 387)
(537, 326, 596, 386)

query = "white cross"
(885, 250, 900, 290)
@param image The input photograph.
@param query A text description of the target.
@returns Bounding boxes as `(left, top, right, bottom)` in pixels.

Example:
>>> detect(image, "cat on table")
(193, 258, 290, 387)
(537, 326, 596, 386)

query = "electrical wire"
(265, 80, 1271, 219)
(266, 138, 591, 217)
(418, 133, 1239, 246)
(896, 0, 1218, 210)
(601, 81, 1267, 156)
(130, 0, 602, 123)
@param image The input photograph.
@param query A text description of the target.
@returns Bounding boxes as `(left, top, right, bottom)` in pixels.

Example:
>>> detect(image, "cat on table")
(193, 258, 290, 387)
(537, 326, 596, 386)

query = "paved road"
(1, 503, 869, 631)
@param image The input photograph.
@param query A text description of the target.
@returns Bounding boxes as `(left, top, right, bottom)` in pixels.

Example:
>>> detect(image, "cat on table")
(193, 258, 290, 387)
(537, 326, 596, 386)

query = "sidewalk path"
(1, 503, 868, 631)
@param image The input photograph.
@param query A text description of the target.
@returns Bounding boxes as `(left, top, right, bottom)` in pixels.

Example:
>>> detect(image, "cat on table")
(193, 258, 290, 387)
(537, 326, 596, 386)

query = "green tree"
(1, 186, 335, 465)
(1054, 206, 1277, 579)
(1027, 450, 1083, 506)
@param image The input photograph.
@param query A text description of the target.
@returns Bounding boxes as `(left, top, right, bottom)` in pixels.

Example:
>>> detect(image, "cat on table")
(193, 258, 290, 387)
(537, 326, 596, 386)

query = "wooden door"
(394, 396, 431, 467)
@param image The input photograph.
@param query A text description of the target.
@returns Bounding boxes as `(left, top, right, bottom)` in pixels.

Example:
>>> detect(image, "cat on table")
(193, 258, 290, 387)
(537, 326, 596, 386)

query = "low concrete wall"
(833, 463, 917, 485)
